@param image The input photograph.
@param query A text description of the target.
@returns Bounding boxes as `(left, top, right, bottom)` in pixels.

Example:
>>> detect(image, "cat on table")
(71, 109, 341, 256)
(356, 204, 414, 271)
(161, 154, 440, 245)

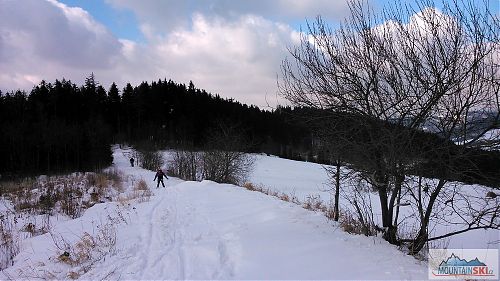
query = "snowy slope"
(249, 154, 332, 202)
(248, 154, 500, 251)
(1, 148, 427, 280)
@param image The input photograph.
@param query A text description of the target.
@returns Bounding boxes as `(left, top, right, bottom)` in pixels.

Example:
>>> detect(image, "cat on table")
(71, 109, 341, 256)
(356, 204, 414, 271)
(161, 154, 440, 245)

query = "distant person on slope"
(130, 157, 135, 167)
(154, 168, 167, 188)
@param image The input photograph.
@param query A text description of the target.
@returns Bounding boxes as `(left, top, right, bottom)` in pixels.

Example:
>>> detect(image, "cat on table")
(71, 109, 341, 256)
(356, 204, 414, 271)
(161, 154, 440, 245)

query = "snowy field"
(248, 155, 500, 251)
(0, 147, 428, 280)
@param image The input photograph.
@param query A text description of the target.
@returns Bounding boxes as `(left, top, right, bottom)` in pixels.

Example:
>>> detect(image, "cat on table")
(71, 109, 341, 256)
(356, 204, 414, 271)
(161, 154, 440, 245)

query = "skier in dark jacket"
(130, 157, 135, 167)
(153, 168, 167, 188)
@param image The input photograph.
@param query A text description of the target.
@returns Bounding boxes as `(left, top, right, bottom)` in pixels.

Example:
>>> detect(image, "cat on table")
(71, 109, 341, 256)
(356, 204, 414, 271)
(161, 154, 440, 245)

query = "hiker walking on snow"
(154, 168, 167, 188)
(130, 157, 135, 167)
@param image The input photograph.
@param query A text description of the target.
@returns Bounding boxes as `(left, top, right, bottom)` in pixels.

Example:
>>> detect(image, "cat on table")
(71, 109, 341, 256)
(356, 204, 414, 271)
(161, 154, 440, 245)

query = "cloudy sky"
(0, 0, 498, 107)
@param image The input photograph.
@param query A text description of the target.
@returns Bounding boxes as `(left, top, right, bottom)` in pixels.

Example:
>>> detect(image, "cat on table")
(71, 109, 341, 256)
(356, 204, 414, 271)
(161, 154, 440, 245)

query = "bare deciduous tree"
(202, 123, 254, 185)
(169, 123, 255, 186)
(280, 0, 499, 254)
(170, 150, 202, 181)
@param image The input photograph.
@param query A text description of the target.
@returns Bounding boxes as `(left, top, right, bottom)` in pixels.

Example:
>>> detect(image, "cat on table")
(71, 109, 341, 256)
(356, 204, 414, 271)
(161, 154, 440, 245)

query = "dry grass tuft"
(118, 188, 152, 205)
(73, 232, 95, 264)
(138, 189, 153, 203)
(67, 271, 80, 280)
(53, 220, 117, 276)
(0, 170, 126, 272)
(134, 179, 148, 191)
(104, 169, 124, 188)
(241, 182, 344, 227)
(279, 193, 290, 202)
(303, 195, 325, 211)
(324, 206, 337, 221)
(243, 182, 256, 191)
(0, 213, 20, 270)
(338, 210, 374, 235)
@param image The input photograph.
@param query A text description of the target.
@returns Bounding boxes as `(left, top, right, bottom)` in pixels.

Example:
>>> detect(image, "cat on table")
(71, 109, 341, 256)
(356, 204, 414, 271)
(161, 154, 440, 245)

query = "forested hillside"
(1, 75, 499, 188)
(0, 75, 311, 178)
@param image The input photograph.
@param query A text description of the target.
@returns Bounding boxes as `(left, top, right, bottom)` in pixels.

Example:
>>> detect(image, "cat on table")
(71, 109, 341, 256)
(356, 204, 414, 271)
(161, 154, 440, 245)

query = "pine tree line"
(0, 75, 311, 178)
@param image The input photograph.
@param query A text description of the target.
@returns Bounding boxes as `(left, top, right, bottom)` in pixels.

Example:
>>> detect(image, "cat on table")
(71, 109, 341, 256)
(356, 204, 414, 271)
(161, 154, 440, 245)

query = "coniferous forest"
(1, 75, 499, 188)
(0, 75, 312, 178)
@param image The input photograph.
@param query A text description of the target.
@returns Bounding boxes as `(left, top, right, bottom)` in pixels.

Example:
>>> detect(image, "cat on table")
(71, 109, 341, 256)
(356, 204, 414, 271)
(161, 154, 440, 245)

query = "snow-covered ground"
(248, 154, 500, 251)
(0, 148, 428, 280)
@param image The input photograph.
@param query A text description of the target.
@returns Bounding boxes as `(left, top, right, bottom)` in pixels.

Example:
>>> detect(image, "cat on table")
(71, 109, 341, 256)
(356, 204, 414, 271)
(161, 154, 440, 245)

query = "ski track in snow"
(130, 187, 235, 280)
(2, 148, 427, 280)
(81, 150, 238, 280)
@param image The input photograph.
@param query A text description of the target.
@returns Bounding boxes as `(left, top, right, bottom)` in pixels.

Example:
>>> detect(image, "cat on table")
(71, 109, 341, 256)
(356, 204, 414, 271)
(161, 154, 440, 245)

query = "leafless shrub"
(289, 192, 301, 205)
(21, 215, 51, 238)
(170, 148, 255, 185)
(168, 130, 255, 185)
(303, 195, 326, 212)
(12, 185, 37, 213)
(50, 231, 72, 255)
(38, 189, 57, 215)
(5, 171, 123, 220)
(51, 220, 117, 276)
(87, 173, 111, 200)
(339, 210, 371, 235)
(201, 122, 255, 185)
(22, 222, 35, 235)
(104, 169, 124, 192)
(137, 150, 164, 171)
(243, 182, 272, 196)
(324, 204, 337, 221)
(0, 213, 19, 270)
(14, 200, 35, 213)
(85, 174, 98, 188)
(202, 150, 254, 185)
(95, 174, 108, 194)
(169, 150, 202, 181)
(342, 178, 378, 236)
(73, 232, 96, 265)
(0, 171, 126, 272)
(132, 179, 152, 203)
(60, 184, 84, 219)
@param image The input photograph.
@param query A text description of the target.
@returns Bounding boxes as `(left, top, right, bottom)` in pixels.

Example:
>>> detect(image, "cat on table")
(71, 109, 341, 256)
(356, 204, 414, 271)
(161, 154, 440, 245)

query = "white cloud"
(105, 0, 352, 36)
(107, 13, 297, 107)
(0, 0, 300, 107)
(0, 0, 122, 90)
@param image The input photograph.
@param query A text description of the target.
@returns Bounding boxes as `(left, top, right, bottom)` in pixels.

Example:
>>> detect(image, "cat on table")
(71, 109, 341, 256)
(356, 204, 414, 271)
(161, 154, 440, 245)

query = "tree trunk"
(375, 171, 399, 244)
(334, 162, 341, 221)
(393, 185, 401, 226)
(409, 179, 446, 254)
(391, 172, 404, 234)
(377, 181, 391, 226)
